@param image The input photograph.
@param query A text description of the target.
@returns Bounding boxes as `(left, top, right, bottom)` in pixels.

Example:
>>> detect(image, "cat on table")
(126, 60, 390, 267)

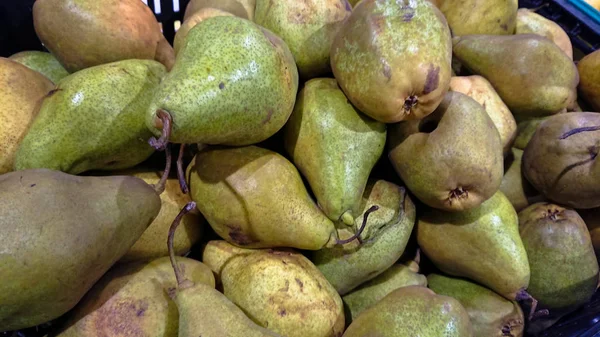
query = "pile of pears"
(1, 0, 600, 336)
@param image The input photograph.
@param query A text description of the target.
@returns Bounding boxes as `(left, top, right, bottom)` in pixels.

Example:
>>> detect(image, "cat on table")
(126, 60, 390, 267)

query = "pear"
(220, 249, 345, 337)
(0, 58, 54, 174)
(311, 180, 416, 295)
(343, 286, 474, 337)
(389, 91, 503, 212)
(33, 0, 174, 72)
(54, 256, 214, 337)
(452, 34, 579, 118)
(417, 191, 531, 300)
(343, 258, 427, 322)
(519, 203, 599, 311)
(146, 16, 298, 147)
(516, 9, 573, 59)
(173, 8, 234, 56)
(284, 78, 386, 224)
(577, 49, 600, 112)
(15, 59, 164, 175)
(331, 0, 452, 123)
(0, 169, 161, 331)
(522, 112, 600, 209)
(184, 0, 256, 20)
(202, 240, 265, 284)
(428, 274, 525, 337)
(449, 75, 517, 154)
(514, 117, 549, 150)
(9, 51, 69, 83)
(187, 146, 338, 250)
(254, 0, 351, 79)
(580, 208, 600, 259)
(499, 148, 543, 212)
(114, 168, 204, 263)
(440, 0, 518, 35)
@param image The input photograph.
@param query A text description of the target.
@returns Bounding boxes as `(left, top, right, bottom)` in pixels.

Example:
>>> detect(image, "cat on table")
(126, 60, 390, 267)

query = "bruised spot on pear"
(423, 64, 440, 94)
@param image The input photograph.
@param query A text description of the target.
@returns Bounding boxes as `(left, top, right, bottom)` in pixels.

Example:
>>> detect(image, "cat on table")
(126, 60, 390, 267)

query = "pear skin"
(580, 208, 600, 260)
(254, 0, 352, 79)
(173, 8, 234, 56)
(15, 60, 164, 175)
(499, 148, 543, 212)
(0, 169, 161, 331)
(428, 274, 525, 337)
(183, 0, 255, 20)
(449, 76, 517, 155)
(417, 191, 531, 300)
(55, 257, 214, 337)
(284, 78, 386, 223)
(343, 286, 474, 337)
(0, 58, 54, 174)
(577, 49, 600, 112)
(33, 0, 173, 72)
(221, 249, 345, 337)
(514, 117, 549, 150)
(9, 51, 69, 83)
(146, 16, 299, 146)
(452, 34, 579, 118)
(389, 91, 503, 212)
(201, 240, 264, 284)
(188, 146, 337, 250)
(331, 0, 452, 123)
(311, 180, 416, 295)
(522, 112, 600, 209)
(516, 8, 573, 59)
(519, 203, 599, 310)
(440, 0, 518, 35)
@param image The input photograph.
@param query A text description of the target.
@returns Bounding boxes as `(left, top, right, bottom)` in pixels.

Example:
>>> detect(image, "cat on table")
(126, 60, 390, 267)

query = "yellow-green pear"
(183, 0, 255, 20)
(499, 148, 543, 212)
(173, 8, 234, 56)
(440, 0, 518, 35)
(9, 51, 69, 83)
(577, 49, 600, 111)
(516, 8, 573, 59)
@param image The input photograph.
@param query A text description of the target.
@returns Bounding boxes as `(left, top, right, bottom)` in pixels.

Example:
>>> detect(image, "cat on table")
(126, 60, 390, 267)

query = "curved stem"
(336, 205, 379, 245)
(153, 144, 172, 194)
(177, 143, 189, 194)
(559, 125, 600, 140)
(168, 201, 197, 287)
(148, 109, 173, 151)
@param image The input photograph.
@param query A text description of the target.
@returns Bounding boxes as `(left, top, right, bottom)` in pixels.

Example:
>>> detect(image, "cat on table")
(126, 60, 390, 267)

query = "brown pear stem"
(153, 144, 172, 194)
(336, 205, 379, 245)
(530, 3, 549, 12)
(177, 143, 189, 194)
(168, 201, 197, 287)
(148, 109, 173, 151)
(516, 289, 549, 321)
(559, 126, 600, 140)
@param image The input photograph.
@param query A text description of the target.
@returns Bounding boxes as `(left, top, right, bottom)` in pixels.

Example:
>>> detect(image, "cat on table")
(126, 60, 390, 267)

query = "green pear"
(183, 0, 255, 20)
(146, 16, 298, 147)
(513, 117, 549, 150)
(0, 169, 161, 331)
(0, 58, 54, 174)
(284, 78, 386, 224)
(440, 0, 517, 35)
(188, 146, 338, 250)
(417, 191, 531, 300)
(311, 180, 416, 295)
(254, 0, 351, 79)
(33, 0, 174, 72)
(452, 34, 579, 118)
(580, 208, 600, 259)
(577, 49, 600, 112)
(428, 274, 525, 337)
(9, 51, 69, 83)
(220, 249, 345, 337)
(519, 203, 599, 310)
(54, 256, 214, 337)
(499, 148, 543, 212)
(522, 112, 600, 209)
(343, 259, 427, 322)
(449, 75, 517, 155)
(173, 8, 234, 56)
(516, 9, 573, 59)
(15, 59, 164, 175)
(389, 91, 503, 212)
(343, 286, 474, 337)
(202, 240, 266, 284)
(331, 0, 452, 123)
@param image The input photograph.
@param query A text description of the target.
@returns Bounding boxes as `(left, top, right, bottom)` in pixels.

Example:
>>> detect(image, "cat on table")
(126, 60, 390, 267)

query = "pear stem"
(529, 3, 549, 12)
(516, 289, 549, 321)
(177, 143, 189, 194)
(168, 201, 197, 287)
(153, 144, 172, 194)
(336, 205, 379, 245)
(559, 126, 600, 140)
(148, 109, 172, 151)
